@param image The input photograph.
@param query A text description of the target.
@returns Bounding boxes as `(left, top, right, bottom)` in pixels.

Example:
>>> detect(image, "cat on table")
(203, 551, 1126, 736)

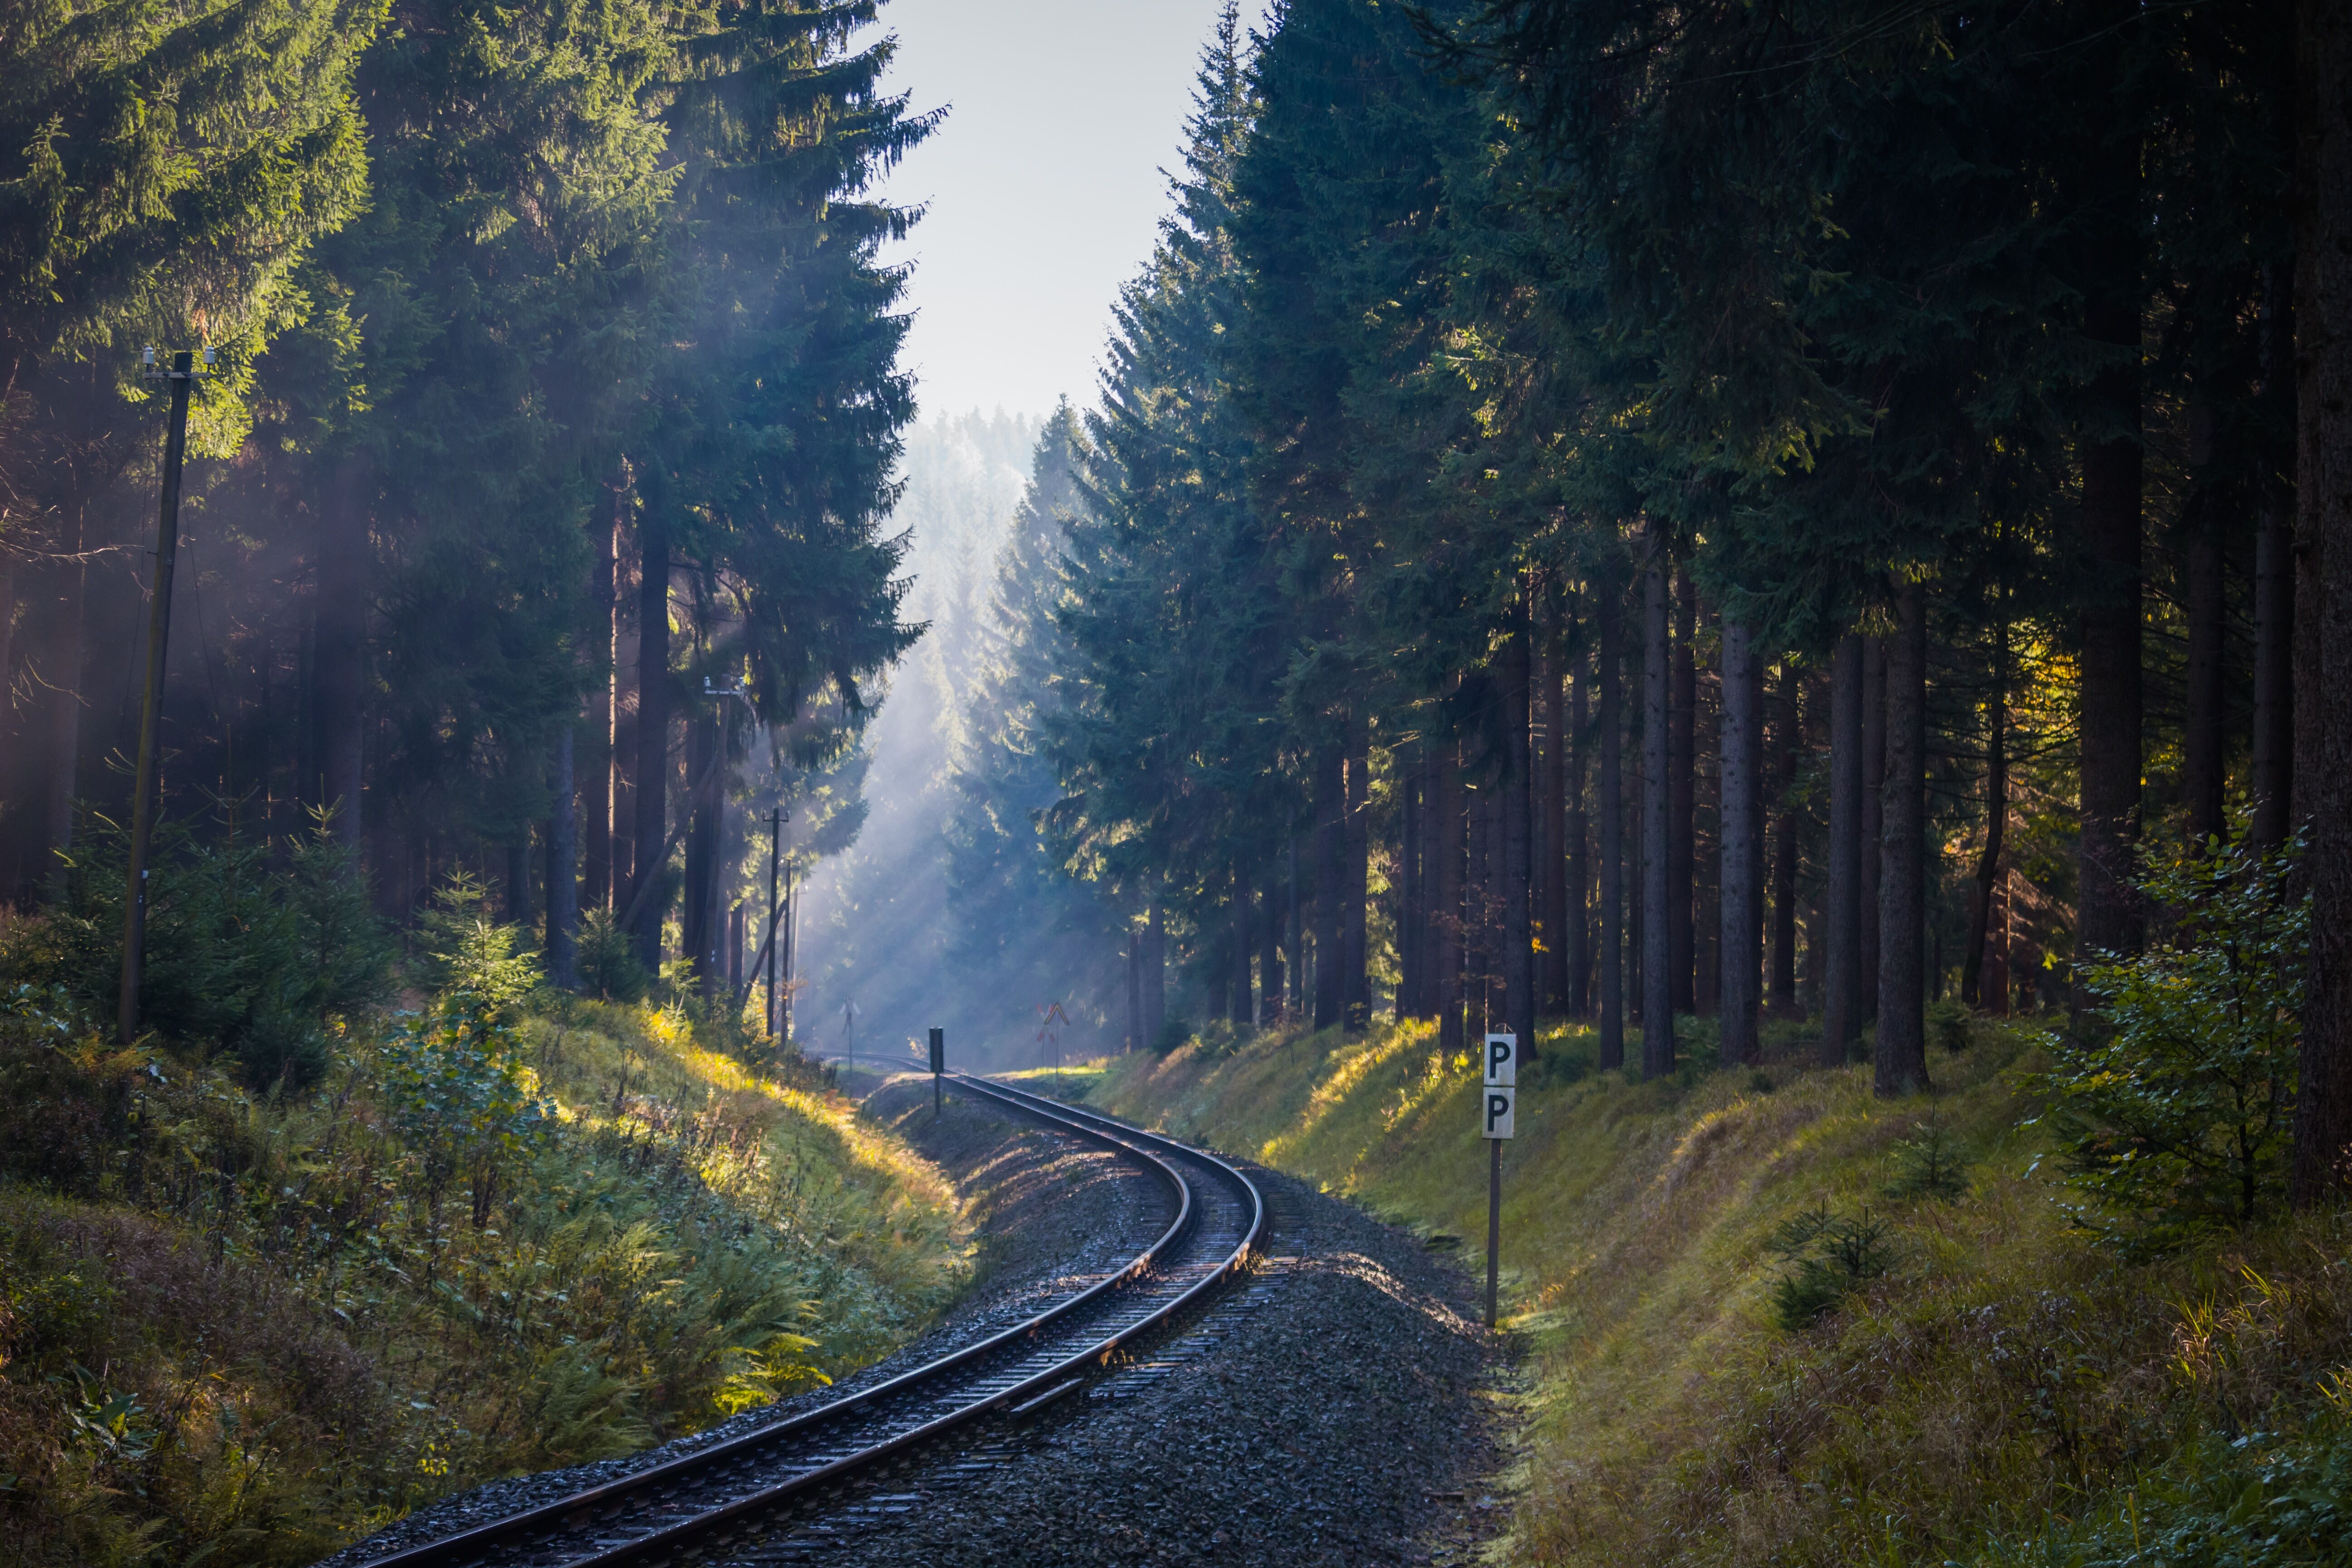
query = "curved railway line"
(354, 1073, 1265, 1568)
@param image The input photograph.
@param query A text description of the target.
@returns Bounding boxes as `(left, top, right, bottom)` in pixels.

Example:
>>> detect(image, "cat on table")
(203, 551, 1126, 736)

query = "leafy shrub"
(1152, 1014, 1193, 1056)
(2039, 836, 2305, 1253)
(1767, 1201, 1898, 1329)
(1929, 997, 1974, 1053)
(374, 994, 558, 1231)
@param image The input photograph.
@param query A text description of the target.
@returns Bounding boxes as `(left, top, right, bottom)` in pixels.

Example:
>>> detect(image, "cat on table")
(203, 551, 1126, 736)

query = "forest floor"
(0, 992, 974, 1568)
(1040, 1013, 2352, 1568)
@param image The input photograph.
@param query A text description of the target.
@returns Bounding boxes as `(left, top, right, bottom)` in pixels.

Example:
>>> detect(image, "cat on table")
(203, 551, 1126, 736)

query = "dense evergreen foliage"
(0, 0, 930, 1033)
(931, 0, 2352, 1220)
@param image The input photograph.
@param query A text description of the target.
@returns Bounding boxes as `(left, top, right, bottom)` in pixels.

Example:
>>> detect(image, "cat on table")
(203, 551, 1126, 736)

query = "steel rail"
(351, 1072, 1260, 1568)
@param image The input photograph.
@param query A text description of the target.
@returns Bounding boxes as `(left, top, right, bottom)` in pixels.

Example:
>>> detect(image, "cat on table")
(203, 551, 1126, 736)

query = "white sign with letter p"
(1483, 1085, 1515, 1139)
(1484, 1031, 1517, 1087)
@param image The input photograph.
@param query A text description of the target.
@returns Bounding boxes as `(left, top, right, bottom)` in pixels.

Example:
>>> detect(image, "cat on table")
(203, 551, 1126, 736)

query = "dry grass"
(1069, 1020, 2352, 1566)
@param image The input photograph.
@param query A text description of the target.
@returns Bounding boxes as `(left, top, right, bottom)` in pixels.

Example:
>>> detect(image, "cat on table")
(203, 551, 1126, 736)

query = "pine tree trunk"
(1147, 899, 1167, 1047)
(1963, 628, 2007, 1008)
(1469, 779, 1495, 1041)
(1569, 622, 1592, 1015)
(1316, 745, 1346, 1029)
(1436, 733, 1466, 1054)
(1695, 610, 1720, 1017)
(1344, 709, 1370, 1030)
(2293, 0, 2352, 1206)
(2253, 260, 2297, 850)
(1506, 598, 1537, 1054)
(547, 726, 578, 987)
(1399, 751, 1421, 1021)
(1641, 547, 1674, 1078)
(1860, 636, 1886, 1019)
(1769, 666, 1800, 1015)
(684, 711, 718, 997)
(1262, 865, 1284, 1025)
(2076, 128, 2146, 976)
(583, 496, 618, 909)
(316, 456, 369, 848)
(1545, 617, 1572, 1014)
(42, 505, 85, 862)
(1719, 619, 1761, 1065)
(1598, 579, 1627, 1069)
(1877, 581, 1931, 1096)
(1126, 929, 1142, 1052)
(507, 841, 530, 927)
(630, 510, 670, 971)
(1671, 571, 1697, 1016)
(1231, 860, 1253, 1026)
(1824, 632, 1865, 1066)
(2184, 507, 2226, 848)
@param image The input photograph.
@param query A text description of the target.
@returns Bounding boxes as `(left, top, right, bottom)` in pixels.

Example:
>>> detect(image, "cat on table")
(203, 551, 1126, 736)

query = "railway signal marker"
(929, 1027, 946, 1117)
(1481, 1031, 1516, 1331)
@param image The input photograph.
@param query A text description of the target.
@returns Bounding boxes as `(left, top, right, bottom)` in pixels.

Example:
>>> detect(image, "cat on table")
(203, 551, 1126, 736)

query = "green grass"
(1068, 1018, 2352, 1567)
(0, 989, 974, 1566)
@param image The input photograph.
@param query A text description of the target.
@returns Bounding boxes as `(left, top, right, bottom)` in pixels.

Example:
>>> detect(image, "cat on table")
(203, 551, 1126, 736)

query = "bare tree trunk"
(315, 457, 369, 848)
(1147, 899, 1166, 1047)
(1719, 620, 1761, 1065)
(1963, 627, 2008, 1008)
(1230, 859, 1253, 1027)
(1598, 579, 1627, 1069)
(2293, 0, 2352, 1205)
(1670, 571, 1696, 1016)
(1824, 633, 1865, 1066)
(2076, 120, 2146, 978)
(1695, 608, 1721, 1017)
(1436, 733, 1465, 1055)
(507, 841, 530, 927)
(583, 495, 618, 909)
(1569, 617, 1592, 1015)
(1860, 637, 1886, 1019)
(1769, 666, 1801, 1015)
(1399, 748, 1421, 1021)
(1545, 615, 1572, 1014)
(1877, 581, 1931, 1096)
(1505, 596, 1537, 1055)
(2253, 260, 2297, 850)
(684, 710, 719, 997)
(2184, 504, 2227, 848)
(1641, 546, 1674, 1078)
(1316, 745, 1345, 1029)
(546, 726, 578, 988)
(1261, 863, 1284, 1026)
(630, 510, 670, 971)
(1344, 709, 1370, 1030)
(43, 504, 86, 862)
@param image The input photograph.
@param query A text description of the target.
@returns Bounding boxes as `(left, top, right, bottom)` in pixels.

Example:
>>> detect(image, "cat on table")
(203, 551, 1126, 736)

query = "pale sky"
(873, 0, 1276, 422)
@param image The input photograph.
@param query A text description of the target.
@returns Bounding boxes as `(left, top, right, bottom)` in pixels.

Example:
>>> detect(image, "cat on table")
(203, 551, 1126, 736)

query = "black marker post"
(1481, 1031, 1517, 1331)
(928, 1027, 946, 1118)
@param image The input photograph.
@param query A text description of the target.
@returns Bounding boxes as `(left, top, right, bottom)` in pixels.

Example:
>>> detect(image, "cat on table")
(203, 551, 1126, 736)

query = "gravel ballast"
(326, 1075, 1513, 1568)
(710, 1078, 1514, 1568)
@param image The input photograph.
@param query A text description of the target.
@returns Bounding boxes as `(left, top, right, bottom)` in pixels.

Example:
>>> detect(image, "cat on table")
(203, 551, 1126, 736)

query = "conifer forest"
(6, 0, 2352, 1563)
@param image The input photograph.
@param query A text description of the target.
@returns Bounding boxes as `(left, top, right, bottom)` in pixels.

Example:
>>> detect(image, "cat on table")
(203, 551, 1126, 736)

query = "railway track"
(354, 1073, 1265, 1568)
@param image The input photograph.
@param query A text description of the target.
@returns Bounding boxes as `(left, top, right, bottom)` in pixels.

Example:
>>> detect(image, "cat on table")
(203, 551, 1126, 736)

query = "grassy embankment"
(0, 989, 973, 1567)
(1031, 1017, 2352, 1567)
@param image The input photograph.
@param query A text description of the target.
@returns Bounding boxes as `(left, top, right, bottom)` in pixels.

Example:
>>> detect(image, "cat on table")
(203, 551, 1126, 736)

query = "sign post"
(928, 1027, 945, 1118)
(1481, 1031, 1517, 1331)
